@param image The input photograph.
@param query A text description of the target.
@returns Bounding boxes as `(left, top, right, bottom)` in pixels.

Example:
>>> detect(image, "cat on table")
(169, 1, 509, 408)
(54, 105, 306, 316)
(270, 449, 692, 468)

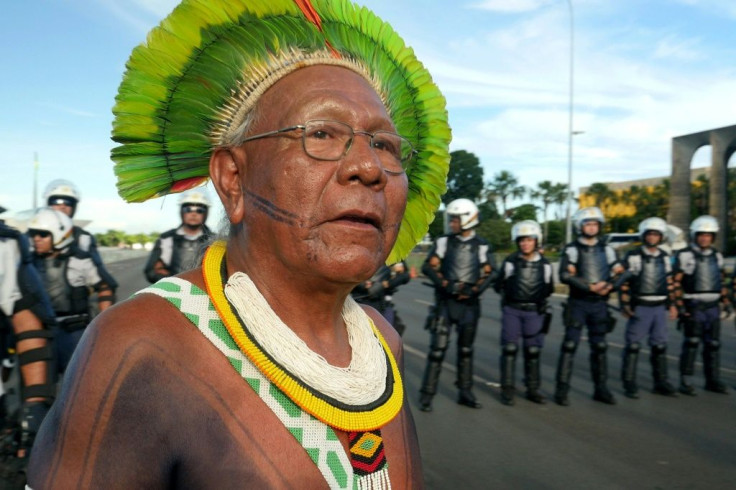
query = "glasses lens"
(371, 131, 414, 172)
(30, 230, 51, 238)
(50, 197, 75, 207)
(303, 120, 352, 161)
(183, 205, 205, 214)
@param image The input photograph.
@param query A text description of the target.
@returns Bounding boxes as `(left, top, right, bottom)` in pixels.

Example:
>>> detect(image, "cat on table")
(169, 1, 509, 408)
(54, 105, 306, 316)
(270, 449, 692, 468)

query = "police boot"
(621, 343, 640, 399)
(457, 347, 482, 409)
(554, 340, 577, 406)
(500, 344, 517, 406)
(703, 341, 728, 394)
(650, 344, 677, 396)
(523, 346, 546, 404)
(590, 342, 616, 405)
(678, 337, 699, 396)
(419, 353, 444, 412)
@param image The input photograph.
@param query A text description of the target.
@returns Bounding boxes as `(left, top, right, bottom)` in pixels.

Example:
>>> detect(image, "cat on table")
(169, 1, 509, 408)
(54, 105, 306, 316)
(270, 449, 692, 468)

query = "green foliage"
(476, 219, 512, 251)
(544, 220, 566, 249)
(444, 150, 485, 204)
(485, 170, 526, 217)
(95, 229, 157, 247)
(478, 200, 500, 221)
(509, 204, 538, 221)
(428, 210, 445, 238)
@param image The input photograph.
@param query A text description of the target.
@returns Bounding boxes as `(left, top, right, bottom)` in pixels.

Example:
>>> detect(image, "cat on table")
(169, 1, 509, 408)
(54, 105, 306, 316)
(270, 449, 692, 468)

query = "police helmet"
(28, 208, 74, 250)
(689, 215, 718, 240)
(574, 207, 605, 235)
(178, 190, 211, 208)
(446, 199, 479, 230)
(44, 179, 81, 217)
(638, 217, 668, 242)
(511, 220, 543, 244)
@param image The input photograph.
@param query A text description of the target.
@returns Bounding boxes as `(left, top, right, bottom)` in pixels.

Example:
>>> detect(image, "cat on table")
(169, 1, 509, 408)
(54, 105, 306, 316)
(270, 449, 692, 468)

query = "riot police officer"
(618, 217, 678, 398)
(144, 189, 214, 283)
(44, 179, 118, 291)
(555, 207, 624, 406)
(28, 209, 116, 373)
(673, 215, 731, 395)
(351, 261, 411, 335)
(0, 219, 57, 481)
(494, 220, 553, 406)
(419, 199, 496, 411)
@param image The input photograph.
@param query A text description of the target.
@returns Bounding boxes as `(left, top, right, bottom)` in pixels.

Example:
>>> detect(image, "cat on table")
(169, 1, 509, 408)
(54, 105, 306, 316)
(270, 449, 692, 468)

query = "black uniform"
(495, 251, 553, 404)
(71, 225, 118, 290)
(144, 225, 213, 283)
(419, 232, 496, 410)
(555, 237, 621, 405)
(0, 224, 57, 483)
(618, 246, 677, 397)
(351, 262, 411, 335)
(673, 245, 729, 394)
(32, 246, 116, 373)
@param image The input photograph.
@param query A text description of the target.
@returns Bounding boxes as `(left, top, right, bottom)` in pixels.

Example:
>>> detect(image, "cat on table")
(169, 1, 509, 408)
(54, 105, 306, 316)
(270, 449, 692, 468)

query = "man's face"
(230, 66, 409, 283)
(181, 204, 206, 227)
(696, 232, 714, 248)
(448, 217, 461, 234)
(581, 220, 600, 237)
(518, 236, 536, 254)
(48, 197, 75, 218)
(644, 230, 662, 247)
(30, 230, 53, 254)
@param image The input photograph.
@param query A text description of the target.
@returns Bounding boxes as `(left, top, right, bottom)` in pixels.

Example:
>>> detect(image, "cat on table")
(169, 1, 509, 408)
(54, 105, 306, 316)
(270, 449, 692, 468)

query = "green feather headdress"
(111, 0, 451, 262)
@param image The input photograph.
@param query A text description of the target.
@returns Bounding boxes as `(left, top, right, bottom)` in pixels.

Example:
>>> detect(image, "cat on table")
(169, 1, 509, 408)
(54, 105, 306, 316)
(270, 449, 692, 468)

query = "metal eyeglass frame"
(239, 119, 416, 175)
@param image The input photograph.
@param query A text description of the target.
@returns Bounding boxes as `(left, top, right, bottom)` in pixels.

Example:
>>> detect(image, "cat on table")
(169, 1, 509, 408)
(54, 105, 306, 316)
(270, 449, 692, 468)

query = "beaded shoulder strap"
(139, 278, 390, 489)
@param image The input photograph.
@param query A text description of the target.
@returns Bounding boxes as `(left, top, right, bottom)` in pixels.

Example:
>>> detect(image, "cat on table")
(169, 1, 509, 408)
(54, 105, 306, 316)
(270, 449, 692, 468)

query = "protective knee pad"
(561, 340, 578, 353)
(651, 344, 667, 355)
(704, 339, 720, 351)
(591, 341, 608, 353)
(627, 342, 641, 353)
(428, 348, 446, 363)
(502, 343, 518, 356)
(459, 346, 474, 359)
(525, 345, 541, 358)
(685, 337, 700, 348)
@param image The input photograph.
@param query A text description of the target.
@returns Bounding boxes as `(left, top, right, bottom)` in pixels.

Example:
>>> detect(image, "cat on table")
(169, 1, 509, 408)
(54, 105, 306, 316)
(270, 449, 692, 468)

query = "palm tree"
(486, 170, 526, 218)
(531, 180, 568, 244)
(586, 182, 617, 210)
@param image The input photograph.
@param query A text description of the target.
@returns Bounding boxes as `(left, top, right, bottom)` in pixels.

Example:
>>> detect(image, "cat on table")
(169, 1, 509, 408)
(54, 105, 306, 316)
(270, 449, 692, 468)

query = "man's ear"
(210, 147, 245, 225)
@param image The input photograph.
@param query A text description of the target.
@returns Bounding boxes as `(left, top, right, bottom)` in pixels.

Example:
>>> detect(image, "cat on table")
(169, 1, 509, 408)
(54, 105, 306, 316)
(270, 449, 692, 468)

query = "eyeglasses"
(182, 205, 206, 215)
(240, 119, 416, 175)
(28, 229, 51, 239)
(49, 197, 76, 207)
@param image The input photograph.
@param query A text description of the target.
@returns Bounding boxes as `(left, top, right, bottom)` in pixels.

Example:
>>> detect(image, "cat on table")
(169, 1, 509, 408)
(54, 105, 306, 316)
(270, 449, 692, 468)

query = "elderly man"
(28, 1, 450, 488)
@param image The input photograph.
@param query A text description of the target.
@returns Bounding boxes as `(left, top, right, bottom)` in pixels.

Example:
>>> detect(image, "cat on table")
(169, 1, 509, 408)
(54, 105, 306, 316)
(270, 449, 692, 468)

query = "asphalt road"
(106, 256, 736, 489)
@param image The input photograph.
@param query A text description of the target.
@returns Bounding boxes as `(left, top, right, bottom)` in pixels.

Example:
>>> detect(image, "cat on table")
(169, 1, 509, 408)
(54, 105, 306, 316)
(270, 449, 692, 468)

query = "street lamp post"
(564, 0, 575, 244)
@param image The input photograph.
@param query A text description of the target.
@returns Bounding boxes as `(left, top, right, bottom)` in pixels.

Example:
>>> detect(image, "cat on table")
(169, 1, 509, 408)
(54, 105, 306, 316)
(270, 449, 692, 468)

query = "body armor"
(441, 237, 481, 284)
(682, 249, 721, 294)
(575, 241, 611, 284)
(504, 254, 547, 304)
(633, 252, 668, 297)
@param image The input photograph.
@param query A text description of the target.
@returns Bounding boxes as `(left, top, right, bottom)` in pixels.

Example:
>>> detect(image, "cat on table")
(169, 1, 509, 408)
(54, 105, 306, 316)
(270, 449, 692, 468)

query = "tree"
(509, 203, 538, 222)
(531, 180, 568, 244)
(443, 150, 484, 205)
(586, 182, 616, 209)
(485, 170, 526, 218)
(476, 219, 511, 251)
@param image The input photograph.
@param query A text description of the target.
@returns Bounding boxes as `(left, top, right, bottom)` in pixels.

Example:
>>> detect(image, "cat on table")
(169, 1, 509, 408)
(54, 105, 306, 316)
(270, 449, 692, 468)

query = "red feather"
(293, 0, 323, 30)
(170, 177, 208, 194)
(292, 0, 340, 57)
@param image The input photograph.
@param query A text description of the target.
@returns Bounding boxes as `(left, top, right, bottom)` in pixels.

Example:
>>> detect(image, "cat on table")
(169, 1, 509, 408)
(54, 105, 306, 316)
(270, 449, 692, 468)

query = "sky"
(2, 0, 735, 233)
